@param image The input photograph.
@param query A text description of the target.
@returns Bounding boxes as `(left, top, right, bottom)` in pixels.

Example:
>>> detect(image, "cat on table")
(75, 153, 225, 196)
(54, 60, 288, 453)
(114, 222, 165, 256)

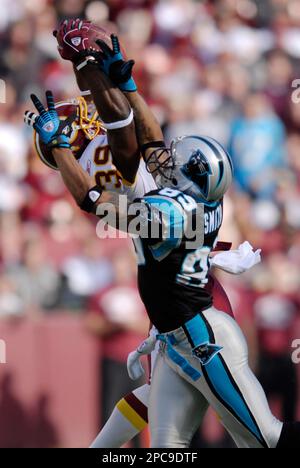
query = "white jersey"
(78, 134, 157, 201)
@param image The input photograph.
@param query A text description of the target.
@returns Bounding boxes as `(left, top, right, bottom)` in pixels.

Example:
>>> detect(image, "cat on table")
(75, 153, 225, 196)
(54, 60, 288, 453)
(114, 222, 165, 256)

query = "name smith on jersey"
(204, 204, 223, 235)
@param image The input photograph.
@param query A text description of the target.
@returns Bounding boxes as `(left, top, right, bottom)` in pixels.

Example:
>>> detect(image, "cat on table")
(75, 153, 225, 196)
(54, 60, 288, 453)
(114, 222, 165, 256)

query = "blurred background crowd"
(0, 0, 299, 448)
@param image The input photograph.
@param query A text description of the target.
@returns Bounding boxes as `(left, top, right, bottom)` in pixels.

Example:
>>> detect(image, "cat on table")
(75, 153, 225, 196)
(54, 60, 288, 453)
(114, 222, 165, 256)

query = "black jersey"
(133, 187, 223, 332)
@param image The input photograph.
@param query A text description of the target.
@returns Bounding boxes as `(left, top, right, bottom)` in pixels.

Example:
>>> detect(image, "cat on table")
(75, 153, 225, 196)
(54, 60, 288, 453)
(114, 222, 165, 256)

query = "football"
(87, 23, 126, 57)
(87, 23, 113, 52)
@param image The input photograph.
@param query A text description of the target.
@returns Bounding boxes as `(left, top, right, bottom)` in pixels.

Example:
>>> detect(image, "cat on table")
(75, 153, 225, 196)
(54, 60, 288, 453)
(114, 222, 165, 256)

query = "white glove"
(211, 241, 261, 275)
(127, 334, 157, 381)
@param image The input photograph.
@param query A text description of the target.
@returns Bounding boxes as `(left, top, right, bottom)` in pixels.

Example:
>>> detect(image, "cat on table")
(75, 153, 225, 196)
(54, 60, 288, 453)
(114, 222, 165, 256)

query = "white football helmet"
(146, 135, 233, 202)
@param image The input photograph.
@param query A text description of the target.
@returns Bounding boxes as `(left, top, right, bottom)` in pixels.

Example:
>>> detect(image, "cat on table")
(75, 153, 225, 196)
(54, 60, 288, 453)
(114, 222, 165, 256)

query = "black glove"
(95, 34, 137, 92)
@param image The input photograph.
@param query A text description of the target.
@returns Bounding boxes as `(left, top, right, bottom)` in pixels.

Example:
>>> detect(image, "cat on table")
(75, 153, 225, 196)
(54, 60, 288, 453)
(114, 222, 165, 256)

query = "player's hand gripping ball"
(53, 18, 112, 65)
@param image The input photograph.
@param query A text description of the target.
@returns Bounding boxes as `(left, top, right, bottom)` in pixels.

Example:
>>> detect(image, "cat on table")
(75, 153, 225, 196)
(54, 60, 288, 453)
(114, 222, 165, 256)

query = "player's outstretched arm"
(52, 147, 96, 204)
(125, 91, 165, 157)
(54, 20, 140, 184)
(24, 91, 101, 204)
(24, 91, 163, 233)
(94, 33, 165, 161)
(24, 91, 126, 224)
(80, 66, 140, 184)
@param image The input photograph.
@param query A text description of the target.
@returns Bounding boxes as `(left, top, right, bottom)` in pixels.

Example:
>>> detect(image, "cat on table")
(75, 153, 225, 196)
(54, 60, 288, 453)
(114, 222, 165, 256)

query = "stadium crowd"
(0, 0, 299, 447)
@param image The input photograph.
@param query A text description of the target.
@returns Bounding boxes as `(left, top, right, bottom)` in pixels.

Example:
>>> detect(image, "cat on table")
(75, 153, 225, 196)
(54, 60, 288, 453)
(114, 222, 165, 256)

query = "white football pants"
(149, 307, 283, 448)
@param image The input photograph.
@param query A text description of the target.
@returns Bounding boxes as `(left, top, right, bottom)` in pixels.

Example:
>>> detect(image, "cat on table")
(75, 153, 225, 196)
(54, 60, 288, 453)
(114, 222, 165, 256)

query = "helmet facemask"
(145, 147, 176, 185)
(77, 97, 105, 140)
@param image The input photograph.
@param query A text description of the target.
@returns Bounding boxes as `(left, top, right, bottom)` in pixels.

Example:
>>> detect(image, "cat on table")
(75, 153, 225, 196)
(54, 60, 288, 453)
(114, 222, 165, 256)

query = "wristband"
(80, 186, 103, 213)
(76, 56, 97, 71)
(80, 90, 92, 96)
(50, 134, 71, 149)
(102, 109, 134, 130)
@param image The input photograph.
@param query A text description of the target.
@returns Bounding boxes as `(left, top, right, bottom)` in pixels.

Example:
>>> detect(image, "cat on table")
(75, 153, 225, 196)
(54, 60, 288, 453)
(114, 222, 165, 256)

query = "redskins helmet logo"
(62, 125, 70, 135)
